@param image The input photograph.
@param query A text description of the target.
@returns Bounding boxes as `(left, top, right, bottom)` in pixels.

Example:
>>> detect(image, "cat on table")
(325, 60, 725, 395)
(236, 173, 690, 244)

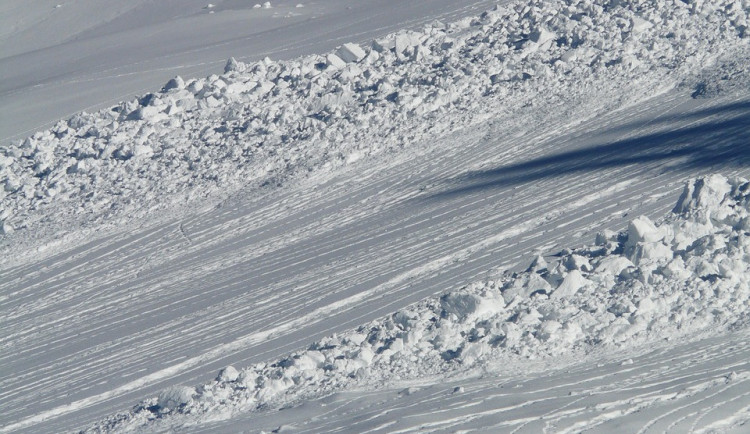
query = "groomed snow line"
(85, 174, 750, 431)
(1, 0, 748, 262)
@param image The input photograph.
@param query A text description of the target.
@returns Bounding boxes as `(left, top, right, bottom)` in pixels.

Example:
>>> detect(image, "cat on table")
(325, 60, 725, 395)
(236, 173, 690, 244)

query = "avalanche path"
(2, 0, 750, 432)
(3, 86, 749, 432)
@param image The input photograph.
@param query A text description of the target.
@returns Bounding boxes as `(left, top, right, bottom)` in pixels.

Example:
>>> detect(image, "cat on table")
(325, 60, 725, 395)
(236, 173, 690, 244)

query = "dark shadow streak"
(605, 100, 750, 135)
(427, 100, 750, 200)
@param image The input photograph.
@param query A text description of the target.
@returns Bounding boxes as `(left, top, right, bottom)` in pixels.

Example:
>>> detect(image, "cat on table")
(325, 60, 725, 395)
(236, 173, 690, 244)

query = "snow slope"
(86, 174, 750, 432)
(202, 329, 750, 433)
(3, 0, 748, 261)
(2, 0, 750, 432)
(0, 0, 500, 145)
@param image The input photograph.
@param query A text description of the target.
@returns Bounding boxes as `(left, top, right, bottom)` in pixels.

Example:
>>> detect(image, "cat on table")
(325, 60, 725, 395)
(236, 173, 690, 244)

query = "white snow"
(84, 174, 750, 432)
(2, 0, 750, 432)
(156, 386, 196, 411)
(0, 0, 505, 146)
(335, 42, 367, 64)
(2, 0, 748, 265)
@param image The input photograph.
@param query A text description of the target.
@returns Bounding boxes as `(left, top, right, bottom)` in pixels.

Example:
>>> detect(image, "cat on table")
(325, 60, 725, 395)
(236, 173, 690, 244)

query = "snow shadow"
(428, 100, 750, 199)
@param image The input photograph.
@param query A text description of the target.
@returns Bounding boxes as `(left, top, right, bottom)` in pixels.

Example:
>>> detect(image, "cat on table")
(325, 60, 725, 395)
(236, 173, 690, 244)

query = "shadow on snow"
(427, 99, 750, 200)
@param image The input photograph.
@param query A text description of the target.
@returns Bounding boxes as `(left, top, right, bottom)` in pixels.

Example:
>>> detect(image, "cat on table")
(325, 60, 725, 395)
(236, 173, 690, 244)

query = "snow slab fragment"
(335, 43, 366, 63)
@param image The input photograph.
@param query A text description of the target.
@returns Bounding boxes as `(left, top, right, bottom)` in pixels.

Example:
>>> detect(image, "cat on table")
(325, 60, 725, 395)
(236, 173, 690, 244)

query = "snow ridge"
(2, 0, 748, 259)
(86, 174, 750, 432)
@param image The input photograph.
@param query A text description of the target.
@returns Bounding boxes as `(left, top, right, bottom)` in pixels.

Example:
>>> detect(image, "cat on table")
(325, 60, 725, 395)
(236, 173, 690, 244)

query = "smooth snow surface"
(2, 0, 750, 432)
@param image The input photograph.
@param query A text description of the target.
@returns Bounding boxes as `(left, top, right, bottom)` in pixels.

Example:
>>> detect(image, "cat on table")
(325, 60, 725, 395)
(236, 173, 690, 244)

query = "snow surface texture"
(3, 0, 750, 432)
(87, 174, 750, 431)
(2, 0, 749, 263)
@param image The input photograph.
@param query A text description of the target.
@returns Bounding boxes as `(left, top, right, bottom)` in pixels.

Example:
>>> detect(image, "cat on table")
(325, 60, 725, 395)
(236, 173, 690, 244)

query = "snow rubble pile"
(89, 174, 750, 431)
(2, 0, 748, 251)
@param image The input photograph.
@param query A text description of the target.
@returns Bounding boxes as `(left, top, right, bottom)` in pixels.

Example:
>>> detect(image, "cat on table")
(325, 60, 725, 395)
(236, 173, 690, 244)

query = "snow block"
(162, 76, 185, 92)
(502, 273, 552, 301)
(630, 241, 673, 266)
(440, 292, 501, 321)
(631, 16, 653, 34)
(336, 43, 366, 63)
(529, 27, 556, 46)
(217, 366, 240, 382)
(132, 144, 154, 159)
(372, 37, 395, 53)
(224, 57, 246, 73)
(526, 255, 548, 272)
(595, 256, 635, 276)
(395, 32, 422, 55)
(326, 53, 347, 70)
(130, 106, 164, 122)
(294, 351, 325, 370)
(626, 216, 663, 246)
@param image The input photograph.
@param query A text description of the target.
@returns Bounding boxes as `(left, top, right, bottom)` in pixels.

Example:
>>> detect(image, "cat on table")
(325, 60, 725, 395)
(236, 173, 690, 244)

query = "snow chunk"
(395, 32, 422, 55)
(157, 386, 195, 410)
(673, 175, 733, 215)
(529, 27, 556, 47)
(526, 255, 548, 272)
(336, 43, 367, 63)
(626, 216, 663, 245)
(631, 16, 653, 34)
(163, 76, 185, 92)
(132, 144, 154, 159)
(440, 292, 502, 321)
(224, 57, 247, 73)
(551, 270, 588, 299)
(595, 256, 635, 276)
(326, 53, 347, 70)
(217, 366, 240, 382)
(294, 351, 325, 371)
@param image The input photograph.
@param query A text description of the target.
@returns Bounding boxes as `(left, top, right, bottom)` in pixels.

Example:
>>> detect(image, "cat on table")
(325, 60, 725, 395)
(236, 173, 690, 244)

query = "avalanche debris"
(2, 0, 748, 262)
(88, 174, 750, 432)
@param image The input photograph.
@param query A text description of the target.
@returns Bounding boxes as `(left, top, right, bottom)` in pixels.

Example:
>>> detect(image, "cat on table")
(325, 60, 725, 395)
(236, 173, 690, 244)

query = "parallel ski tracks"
(2, 90, 749, 432)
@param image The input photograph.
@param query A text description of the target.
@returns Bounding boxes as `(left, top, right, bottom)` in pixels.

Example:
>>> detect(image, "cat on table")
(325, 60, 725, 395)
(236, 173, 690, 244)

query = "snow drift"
(2, 0, 748, 259)
(87, 174, 750, 431)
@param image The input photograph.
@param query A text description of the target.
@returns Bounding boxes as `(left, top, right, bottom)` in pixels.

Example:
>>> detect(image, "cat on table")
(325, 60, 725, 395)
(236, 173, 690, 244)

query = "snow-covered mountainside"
(0, 0, 501, 145)
(2, 0, 748, 260)
(87, 174, 750, 432)
(1, 0, 750, 432)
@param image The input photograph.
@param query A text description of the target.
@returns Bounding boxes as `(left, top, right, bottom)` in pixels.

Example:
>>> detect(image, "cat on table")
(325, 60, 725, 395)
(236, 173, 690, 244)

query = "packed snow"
(2, 0, 750, 432)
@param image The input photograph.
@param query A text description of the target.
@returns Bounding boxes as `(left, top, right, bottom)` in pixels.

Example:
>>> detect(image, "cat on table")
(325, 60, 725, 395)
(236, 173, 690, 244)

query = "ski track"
(217, 331, 750, 433)
(2, 84, 749, 432)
